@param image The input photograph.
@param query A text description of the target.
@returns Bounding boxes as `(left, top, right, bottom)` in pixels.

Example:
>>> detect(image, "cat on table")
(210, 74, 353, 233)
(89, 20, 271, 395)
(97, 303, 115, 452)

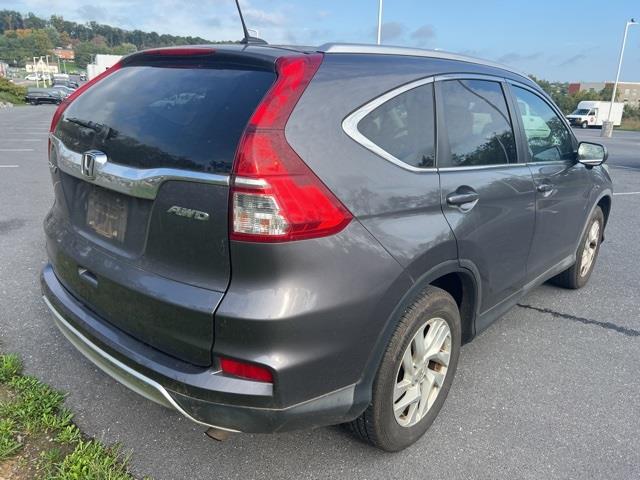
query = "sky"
(4, 0, 640, 82)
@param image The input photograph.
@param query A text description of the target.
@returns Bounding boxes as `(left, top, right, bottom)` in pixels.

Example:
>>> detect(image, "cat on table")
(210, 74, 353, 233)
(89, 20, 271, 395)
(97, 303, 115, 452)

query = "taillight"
(230, 53, 352, 243)
(219, 357, 273, 383)
(49, 62, 122, 133)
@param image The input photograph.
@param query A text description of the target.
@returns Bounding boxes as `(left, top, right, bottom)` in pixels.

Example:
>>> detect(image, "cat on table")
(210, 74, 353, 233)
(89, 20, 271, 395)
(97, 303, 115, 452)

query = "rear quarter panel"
(286, 54, 533, 279)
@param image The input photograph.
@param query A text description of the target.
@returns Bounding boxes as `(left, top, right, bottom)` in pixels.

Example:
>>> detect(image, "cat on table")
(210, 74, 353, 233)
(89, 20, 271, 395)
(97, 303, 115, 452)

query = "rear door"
(507, 83, 590, 280)
(435, 76, 536, 314)
(47, 51, 276, 365)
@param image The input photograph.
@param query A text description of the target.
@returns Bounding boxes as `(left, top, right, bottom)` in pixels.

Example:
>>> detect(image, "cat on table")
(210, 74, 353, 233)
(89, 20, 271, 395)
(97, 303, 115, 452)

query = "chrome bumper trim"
(42, 295, 239, 433)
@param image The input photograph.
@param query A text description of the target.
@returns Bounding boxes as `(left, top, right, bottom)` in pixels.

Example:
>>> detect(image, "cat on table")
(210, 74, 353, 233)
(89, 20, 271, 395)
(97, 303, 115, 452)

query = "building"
(568, 81, 640, 106)
(53, 48, 75, 61)
(87, 54, 122, 80)
(25, 58, 59, 74)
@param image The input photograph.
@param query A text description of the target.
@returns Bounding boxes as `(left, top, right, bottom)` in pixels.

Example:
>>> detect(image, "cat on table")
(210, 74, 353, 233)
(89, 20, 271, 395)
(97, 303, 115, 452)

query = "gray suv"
(42, 43, 612, 451)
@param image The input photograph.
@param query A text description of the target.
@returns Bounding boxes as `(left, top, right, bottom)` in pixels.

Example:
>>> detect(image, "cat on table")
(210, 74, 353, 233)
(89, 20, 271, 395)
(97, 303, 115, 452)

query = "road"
(1, 106, 639, 479)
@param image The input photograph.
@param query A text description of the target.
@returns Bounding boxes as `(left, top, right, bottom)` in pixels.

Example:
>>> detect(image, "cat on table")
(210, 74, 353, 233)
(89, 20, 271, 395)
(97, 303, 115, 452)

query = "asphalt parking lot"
(1, 105, 639, 479)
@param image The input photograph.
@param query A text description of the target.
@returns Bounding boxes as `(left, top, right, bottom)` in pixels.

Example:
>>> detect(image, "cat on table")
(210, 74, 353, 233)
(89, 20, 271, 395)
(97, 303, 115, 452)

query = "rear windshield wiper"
(65, 116, 104, 132)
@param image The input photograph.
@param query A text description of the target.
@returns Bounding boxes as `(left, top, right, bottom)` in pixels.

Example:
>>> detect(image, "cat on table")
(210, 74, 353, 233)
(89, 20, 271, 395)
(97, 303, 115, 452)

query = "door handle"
(536, 183, 553, 193)
(446, 191, 479, 206)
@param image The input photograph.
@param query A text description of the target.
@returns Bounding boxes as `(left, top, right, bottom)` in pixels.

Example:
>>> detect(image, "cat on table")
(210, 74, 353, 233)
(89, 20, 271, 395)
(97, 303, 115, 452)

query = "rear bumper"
(41, 264, 356, 433)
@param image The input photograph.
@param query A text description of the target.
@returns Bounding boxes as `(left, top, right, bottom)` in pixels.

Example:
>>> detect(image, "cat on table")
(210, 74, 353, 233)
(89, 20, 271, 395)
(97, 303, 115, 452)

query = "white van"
(566, 101, 624, 128)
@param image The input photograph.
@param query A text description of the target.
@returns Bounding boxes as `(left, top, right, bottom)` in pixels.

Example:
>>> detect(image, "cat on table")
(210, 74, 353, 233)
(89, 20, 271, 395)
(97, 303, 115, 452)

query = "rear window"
(358, 83, 435, 169)
(55, 64, 275, 174)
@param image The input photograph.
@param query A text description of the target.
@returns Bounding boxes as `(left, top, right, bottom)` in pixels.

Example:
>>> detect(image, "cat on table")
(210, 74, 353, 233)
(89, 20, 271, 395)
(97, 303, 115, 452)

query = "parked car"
(50, 85, 75, 98)
(53, 80, 79, 89)
(25, 88, 64, 105)
(42, 44, 612, 451)
(53, 73, 70, 82)
(25, 73, 53, 82)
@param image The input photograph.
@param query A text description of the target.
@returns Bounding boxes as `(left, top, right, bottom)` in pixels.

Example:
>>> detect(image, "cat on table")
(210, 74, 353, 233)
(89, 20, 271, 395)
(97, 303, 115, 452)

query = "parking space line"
(1, 139, 43, 142)
(0, 165, 19, 168)
(0, 148, 35, 152)
(610, 165, 639, 171)
(613, 192, 640, 196)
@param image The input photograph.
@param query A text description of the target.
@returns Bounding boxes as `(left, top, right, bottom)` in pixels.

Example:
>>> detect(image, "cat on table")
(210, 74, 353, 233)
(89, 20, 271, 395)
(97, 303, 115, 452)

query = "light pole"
(33, 57, 39, 88)
(603, 18, 637, 137)
(45, 54, 51, 86)
(377, 0, 383, 45)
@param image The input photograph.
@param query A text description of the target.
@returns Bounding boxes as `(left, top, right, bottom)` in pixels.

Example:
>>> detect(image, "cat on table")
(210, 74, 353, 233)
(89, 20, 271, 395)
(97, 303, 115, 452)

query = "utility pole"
(45, 55, 51, 86)
(377, 0, 383, 45)
(603, 18, 638, 137)
(33, 57, 39, 88)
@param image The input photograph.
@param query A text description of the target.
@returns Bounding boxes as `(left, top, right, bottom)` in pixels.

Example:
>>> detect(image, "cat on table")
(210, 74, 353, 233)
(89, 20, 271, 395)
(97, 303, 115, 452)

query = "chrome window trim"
(342, 77, 437, 173)
(434, 73, 507, 83)
(318, 43, 530, 80)
(438, 163, 530, 172)
(50, 134, 230, 200)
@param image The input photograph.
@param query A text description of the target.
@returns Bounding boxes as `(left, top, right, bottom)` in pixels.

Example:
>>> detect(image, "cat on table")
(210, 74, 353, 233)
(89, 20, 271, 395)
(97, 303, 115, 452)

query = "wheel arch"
(597, 194, 612, 231)
(347, 260, 480, 421)
(576, 191, 612, 250)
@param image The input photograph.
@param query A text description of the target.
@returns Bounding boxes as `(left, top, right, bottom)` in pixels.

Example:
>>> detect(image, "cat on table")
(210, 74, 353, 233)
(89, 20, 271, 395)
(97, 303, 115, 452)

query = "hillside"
(0, 10, 229, 68)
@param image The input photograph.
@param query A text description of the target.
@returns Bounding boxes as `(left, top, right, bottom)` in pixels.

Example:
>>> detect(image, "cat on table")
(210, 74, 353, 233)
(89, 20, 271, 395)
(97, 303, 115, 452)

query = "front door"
(508, 84, 592, 280)
(436, 78, 536, 314)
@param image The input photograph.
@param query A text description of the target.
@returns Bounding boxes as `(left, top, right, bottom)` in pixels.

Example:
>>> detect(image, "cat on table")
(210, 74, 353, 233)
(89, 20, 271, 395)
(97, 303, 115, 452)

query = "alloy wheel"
(580, 220, 600, 277)
(393, 317, 451, 428)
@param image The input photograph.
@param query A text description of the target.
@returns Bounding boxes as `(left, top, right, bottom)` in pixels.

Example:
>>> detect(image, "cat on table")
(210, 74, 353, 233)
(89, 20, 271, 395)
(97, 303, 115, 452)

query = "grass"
(0, 91, 26, 105)
(619, 118, 640, 131)
(0, 77, 27, 105)
(0, 352, 146, 479)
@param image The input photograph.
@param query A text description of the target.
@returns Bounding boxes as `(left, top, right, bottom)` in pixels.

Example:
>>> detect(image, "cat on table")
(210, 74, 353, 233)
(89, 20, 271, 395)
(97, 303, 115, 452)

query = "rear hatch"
(47, 48, 277, 366)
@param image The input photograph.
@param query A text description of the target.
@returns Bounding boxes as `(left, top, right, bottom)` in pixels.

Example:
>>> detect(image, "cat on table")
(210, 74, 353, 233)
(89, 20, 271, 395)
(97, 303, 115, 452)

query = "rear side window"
(55, 65, 276, 174)
(358, 83, 435, 169)
(439, 79, 516, 167)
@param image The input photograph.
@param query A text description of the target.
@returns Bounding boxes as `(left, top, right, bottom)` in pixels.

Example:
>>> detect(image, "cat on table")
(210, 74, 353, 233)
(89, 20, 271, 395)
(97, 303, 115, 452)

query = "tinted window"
(513, 86, 574, 162)
(56, 65, 275, 174)
(358, 83, 435, 168)
(440, 79, 516, 167)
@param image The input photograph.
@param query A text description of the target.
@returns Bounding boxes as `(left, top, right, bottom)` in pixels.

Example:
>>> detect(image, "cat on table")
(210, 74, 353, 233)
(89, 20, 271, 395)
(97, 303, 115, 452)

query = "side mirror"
(577, 142, 608, 167)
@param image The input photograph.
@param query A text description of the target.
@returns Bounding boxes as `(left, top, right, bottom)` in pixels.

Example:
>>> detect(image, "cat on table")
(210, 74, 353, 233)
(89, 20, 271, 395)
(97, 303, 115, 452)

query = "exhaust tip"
(205, 427, 234, 442)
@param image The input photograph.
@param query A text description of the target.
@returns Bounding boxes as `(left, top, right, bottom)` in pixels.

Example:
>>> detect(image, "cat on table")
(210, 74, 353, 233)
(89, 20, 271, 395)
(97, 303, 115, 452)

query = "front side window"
(439, 79, 516, 167)
(512, 86, 574, 163)
(357, 83, 435, 169)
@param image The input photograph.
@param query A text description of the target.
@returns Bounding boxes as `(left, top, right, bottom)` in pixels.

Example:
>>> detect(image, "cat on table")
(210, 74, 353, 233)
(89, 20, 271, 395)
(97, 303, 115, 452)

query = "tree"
(599, 85, 620, 102)
(111, 43, 137, 55)
(0, 10, 24, 33)
(59, 31, 71, 47)
(23, 12, 46, 30)
(0, 10, 229, 68)
(73, 41, 108, 68)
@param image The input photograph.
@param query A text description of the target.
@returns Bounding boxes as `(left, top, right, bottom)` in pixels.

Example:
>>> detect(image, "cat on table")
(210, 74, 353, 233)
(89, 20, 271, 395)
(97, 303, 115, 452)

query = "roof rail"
(317, 43, 530, 80)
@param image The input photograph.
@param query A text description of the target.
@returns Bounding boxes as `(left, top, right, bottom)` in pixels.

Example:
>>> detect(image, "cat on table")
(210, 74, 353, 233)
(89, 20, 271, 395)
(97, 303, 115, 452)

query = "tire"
(551, 206, 604, 289)
(347, 286, 461, 451)
(581, 121, 588, 129)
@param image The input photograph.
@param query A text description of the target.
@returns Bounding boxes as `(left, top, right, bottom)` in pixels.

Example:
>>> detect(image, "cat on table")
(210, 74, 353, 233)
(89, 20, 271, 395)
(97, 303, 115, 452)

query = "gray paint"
(41, 48, 613, 433)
